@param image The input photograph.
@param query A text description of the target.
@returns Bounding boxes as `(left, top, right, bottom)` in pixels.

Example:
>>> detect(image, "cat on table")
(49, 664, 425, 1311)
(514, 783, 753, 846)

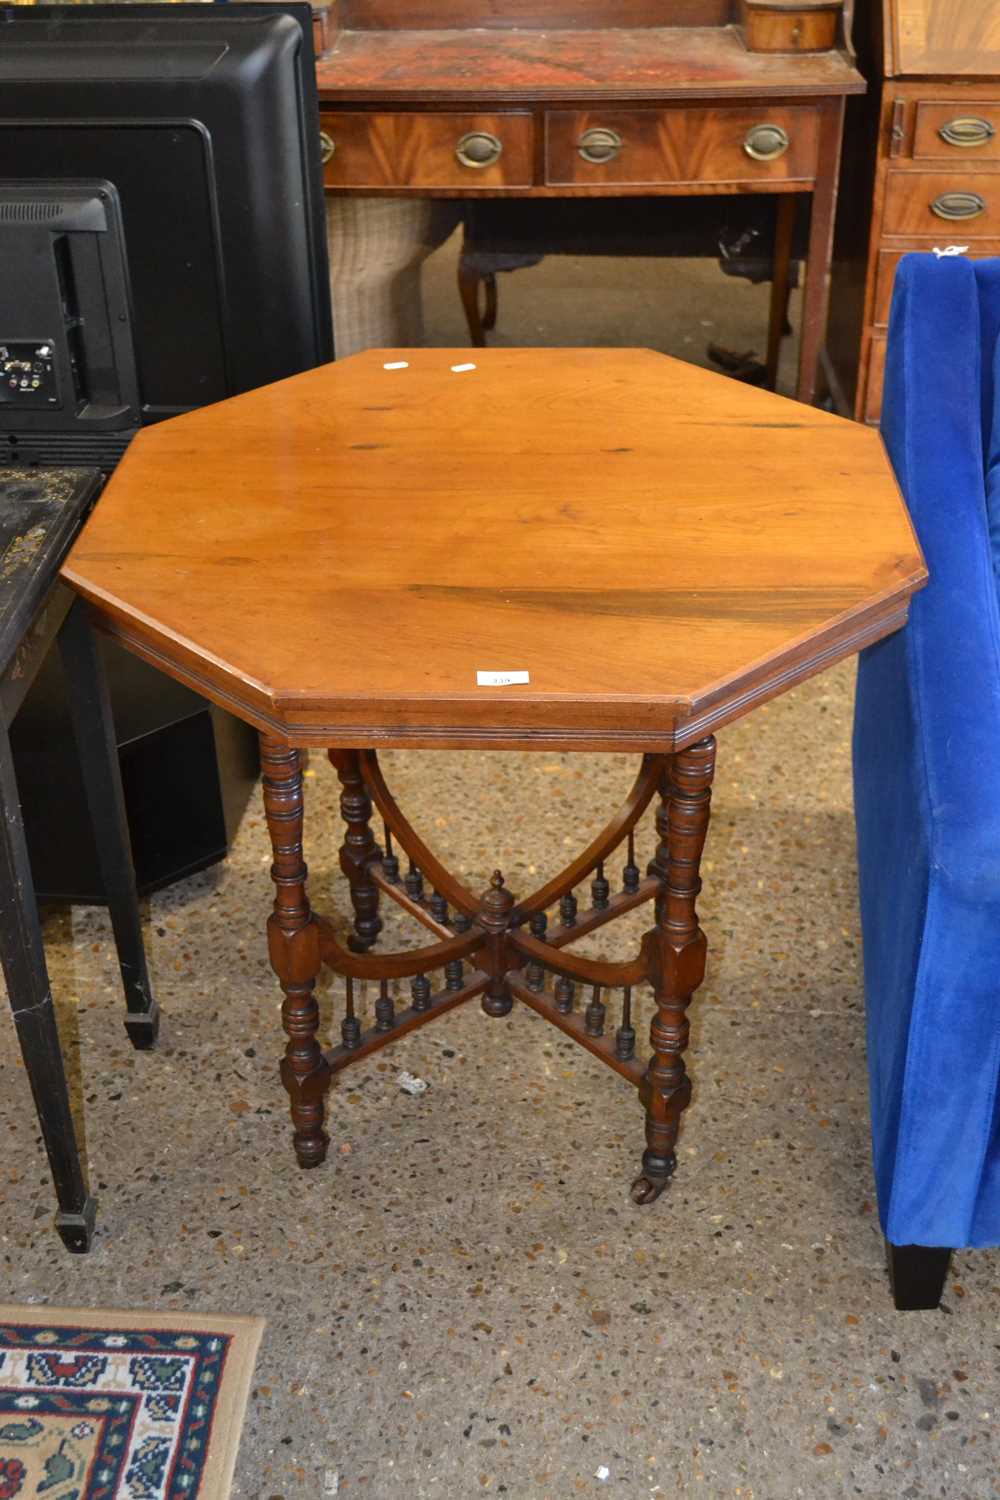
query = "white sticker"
(932, 245, 969, 259)
(477, 670, 530, 686)
(383, 360, 409, 370)
(451, 362, 477, 373)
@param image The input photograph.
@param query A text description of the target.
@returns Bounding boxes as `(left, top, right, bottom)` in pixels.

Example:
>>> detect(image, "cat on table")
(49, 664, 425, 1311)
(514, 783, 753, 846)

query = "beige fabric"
(326, 196, 461, 356)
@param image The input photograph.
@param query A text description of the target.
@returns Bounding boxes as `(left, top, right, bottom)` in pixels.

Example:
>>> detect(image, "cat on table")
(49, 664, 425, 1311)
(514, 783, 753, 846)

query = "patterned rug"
(0, 1305, 263, 1500)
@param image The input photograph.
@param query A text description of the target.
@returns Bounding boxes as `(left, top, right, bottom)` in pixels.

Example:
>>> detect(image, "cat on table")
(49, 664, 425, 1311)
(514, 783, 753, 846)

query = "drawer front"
(321, 112, 534, 189)
(913, 102, 1000, 160)
(545, 106, 820, 188)
(863, 335, 887, 426)
(883, 172, 1000, 236)
(873, 241, 1000, 325)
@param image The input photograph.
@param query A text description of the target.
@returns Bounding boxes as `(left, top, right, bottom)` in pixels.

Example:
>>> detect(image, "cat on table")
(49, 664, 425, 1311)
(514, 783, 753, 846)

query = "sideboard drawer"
(913, 102, 1000, 160)
(544, 106, 820, 188)
(882, 172, 1000, 236)
(320, 112, 534, 189)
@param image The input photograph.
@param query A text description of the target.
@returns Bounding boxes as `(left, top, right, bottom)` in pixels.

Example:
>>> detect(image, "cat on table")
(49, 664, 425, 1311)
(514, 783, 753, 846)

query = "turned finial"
(479, 868, 514, 928)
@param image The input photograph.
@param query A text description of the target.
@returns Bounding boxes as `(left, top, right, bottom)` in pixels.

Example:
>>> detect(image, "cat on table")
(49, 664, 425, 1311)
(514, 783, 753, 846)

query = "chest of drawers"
(828, 0, 1000, 423)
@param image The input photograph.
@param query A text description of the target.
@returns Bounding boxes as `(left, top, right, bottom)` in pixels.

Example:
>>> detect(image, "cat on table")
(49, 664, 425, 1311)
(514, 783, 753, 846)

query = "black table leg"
(886, 1239, 953, 1310)
(58, 599, 159, 1049)
(0, 715, 95, 1252)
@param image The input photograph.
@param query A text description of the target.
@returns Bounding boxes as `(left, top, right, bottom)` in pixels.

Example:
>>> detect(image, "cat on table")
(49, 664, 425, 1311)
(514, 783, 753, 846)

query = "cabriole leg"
(330, 749, 382, 953)
(0, 716, 95, 1251)
(633, 736, 715, 1205)
(261, 737, 329, 1168)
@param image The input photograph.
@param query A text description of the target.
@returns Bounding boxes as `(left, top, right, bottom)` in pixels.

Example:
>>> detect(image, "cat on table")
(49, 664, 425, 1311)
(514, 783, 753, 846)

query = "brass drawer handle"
(578, 127, 623, 165)
(744, 123, 790, 161)
(455, 132, 503, 169)
(931, 191, 986, 220)
(319, 130, 335, 164)
(939, 116, 996, 148)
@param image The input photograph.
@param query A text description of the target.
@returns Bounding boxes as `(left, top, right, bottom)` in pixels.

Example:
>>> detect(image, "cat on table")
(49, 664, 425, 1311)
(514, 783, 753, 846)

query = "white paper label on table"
(477, 670, 530, 686)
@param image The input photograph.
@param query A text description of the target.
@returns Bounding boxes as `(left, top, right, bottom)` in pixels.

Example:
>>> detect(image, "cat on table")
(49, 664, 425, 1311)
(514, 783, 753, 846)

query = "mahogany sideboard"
(830, 0, 1000, 424)
(315, 0, 864, 404)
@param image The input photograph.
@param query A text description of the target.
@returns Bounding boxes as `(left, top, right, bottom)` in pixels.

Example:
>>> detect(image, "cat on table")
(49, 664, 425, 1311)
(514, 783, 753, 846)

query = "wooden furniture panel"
(862, 332, 886, 422)
(545, 105, 821, 187)
(340, 0, 730, 27)
(315, 28, 862, 104)
(890, 0, 1000, 77)
(882, 169, 1000, 235)
(321, 110, 534, 189)
(912, 101, 1000, 159)
(873, 241, 1000, 324)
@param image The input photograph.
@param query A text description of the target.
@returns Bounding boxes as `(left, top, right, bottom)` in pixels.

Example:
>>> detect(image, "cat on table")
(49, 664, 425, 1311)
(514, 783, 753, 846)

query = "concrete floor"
(2, 235, 998, 1500)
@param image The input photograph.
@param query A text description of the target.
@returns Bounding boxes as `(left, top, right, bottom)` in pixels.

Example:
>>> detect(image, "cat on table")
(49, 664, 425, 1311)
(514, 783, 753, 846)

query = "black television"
(0, 1, 334, 468)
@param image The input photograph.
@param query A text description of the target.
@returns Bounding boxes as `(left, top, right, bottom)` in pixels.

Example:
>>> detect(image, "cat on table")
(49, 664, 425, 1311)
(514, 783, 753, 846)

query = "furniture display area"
(59, 348, 924, 1254)
(316, 0, 864, 403)
(854, 253, 1000, 1309)
(0, 468, 158, 1255)
(829, 0, 1000, 424)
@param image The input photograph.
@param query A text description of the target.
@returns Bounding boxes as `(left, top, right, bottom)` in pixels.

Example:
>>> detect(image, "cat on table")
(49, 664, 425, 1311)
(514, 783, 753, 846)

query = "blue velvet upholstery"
(854, 253, 1000, 1249)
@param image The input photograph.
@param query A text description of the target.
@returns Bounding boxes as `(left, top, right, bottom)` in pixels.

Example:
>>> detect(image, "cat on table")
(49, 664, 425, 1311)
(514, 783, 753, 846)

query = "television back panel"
(0, 5, 332, 465)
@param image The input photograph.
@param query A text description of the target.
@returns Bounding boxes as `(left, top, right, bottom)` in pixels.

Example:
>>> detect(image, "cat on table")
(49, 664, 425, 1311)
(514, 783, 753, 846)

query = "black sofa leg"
(886, 1239, 953, 1310)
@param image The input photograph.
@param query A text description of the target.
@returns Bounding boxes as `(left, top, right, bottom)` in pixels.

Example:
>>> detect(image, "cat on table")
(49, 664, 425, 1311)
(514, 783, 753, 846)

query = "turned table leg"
(261, 737, 330, 1168)
(632, 737, 715, 1205)
(330, 749, 383, 953)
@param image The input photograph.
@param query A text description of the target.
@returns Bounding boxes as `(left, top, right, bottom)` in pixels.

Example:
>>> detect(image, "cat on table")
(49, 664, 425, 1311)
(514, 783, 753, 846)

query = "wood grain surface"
(315, 25, 863, 103)
(882, 168, 1000, 234)
(544, 105, 820, 187)
(342, 0, 731, 29)
(892, 0, 1000, 78)
(62, 349, 925, 751)
(321, 110, 534, 188)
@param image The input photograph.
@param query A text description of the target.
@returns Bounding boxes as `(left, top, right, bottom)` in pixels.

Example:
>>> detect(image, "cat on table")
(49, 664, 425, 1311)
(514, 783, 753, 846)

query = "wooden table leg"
(57, 597, 158, 1050)
(796, 98, 846, 406)
(458, 258, 489, 348)
(632, 737, 715, 1205)
(765, 195, 796, 391)
(261, 737, 330, 1168)
(0, 716, 95, 1252)
(330, 749, 383, 953)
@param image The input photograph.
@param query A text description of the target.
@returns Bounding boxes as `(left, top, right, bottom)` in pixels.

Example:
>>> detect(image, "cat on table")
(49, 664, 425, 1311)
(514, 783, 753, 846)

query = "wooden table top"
(62, 349, 925, 752)
(315, 25, 864, 103)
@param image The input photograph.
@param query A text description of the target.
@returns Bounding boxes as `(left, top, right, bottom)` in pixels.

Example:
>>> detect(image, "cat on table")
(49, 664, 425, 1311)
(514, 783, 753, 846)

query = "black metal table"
(0, 467, 156, 1252)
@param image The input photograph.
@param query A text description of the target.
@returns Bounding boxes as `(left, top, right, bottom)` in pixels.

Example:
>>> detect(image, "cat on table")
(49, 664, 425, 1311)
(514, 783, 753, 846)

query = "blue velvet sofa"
(853, 252, 1000, 1308)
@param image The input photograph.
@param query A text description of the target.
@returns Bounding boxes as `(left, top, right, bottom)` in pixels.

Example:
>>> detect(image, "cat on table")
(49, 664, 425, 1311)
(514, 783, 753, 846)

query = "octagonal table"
(62, 348, 926, 1209)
